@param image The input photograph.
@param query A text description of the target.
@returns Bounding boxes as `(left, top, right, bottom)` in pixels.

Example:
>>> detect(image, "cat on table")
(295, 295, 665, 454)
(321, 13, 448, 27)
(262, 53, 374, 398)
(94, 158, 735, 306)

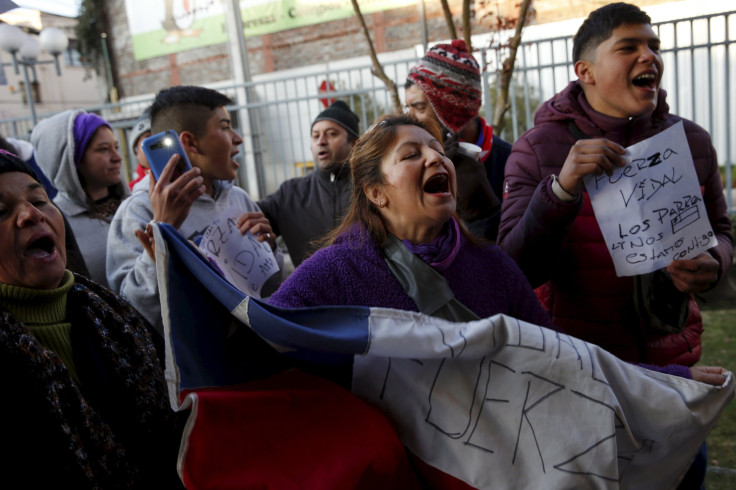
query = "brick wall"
(108, 0, 675, 98)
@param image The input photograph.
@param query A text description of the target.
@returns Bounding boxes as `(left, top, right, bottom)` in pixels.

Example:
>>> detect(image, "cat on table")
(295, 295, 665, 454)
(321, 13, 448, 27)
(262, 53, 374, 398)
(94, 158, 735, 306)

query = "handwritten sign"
(583, 121, 717, 277)
(201, 206, 279, 297)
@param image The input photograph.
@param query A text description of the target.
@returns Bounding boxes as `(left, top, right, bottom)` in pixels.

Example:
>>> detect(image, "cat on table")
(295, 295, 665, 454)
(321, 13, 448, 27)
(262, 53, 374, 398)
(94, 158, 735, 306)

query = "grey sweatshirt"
(106, 174, 284, 333)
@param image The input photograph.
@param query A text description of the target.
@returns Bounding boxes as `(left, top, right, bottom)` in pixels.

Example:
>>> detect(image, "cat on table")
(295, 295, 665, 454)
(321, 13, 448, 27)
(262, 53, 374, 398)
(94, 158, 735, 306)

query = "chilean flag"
(153, 223, 733, 489)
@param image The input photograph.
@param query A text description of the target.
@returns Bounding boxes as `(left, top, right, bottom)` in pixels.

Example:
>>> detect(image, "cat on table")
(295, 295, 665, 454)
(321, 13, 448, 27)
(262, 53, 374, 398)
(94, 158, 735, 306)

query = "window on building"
(63, 39, 85, 67)
(19, 80, 41, 104)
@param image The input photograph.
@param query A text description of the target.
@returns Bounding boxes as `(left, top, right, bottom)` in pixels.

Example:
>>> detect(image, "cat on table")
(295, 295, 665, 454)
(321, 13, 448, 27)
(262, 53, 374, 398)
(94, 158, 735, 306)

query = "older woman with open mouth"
(269, 113, 553, 334)
(0, 151, 181, 487)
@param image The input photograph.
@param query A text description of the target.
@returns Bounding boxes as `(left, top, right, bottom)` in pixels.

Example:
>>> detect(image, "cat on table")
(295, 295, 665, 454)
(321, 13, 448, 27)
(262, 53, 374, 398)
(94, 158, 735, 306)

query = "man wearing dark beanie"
(405, 39, 512, 241)
(258, 100, 360, 268)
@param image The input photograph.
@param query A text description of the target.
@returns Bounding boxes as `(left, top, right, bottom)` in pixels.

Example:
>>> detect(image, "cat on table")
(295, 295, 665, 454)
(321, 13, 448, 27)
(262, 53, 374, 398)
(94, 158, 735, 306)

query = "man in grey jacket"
(258, 100, 360, 267)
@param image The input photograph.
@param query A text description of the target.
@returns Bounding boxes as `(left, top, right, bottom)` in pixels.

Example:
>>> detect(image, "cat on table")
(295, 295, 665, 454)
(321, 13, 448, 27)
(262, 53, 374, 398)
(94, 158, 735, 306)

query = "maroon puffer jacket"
(498, 81, 733, 366)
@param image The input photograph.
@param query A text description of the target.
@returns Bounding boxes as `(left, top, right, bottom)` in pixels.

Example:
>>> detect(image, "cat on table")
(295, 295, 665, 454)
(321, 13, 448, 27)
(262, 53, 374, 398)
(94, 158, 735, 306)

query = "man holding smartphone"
(107, 85, 285, 334)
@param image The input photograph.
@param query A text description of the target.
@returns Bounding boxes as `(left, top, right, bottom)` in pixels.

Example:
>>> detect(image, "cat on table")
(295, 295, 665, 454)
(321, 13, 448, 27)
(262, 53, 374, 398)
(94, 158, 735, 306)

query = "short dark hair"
(572, 2, 652, 62)
(149, 85, 233, 137)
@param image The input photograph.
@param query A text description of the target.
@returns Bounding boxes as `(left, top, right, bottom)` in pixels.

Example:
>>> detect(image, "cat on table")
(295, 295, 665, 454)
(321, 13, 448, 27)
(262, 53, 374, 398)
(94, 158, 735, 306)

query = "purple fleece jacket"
(270, 224, 556, 330)
(270, 223, 691, 379)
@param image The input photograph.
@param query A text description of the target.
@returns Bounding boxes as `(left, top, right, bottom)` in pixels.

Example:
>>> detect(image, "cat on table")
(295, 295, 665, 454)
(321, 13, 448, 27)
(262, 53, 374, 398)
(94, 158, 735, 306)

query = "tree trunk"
(440, 0, 458, 40)
(462, 0, 472, 51)
(492, 0, 534, 133)
(350, 0, 402, 114)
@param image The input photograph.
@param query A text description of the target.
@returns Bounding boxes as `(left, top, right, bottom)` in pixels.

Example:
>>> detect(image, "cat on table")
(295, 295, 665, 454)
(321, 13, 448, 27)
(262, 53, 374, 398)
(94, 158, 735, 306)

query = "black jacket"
(258, 166, 352, 266)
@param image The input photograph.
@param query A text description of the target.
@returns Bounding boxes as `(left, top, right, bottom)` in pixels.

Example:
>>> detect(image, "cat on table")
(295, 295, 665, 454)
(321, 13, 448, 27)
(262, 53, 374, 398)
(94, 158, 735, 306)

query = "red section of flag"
(179, 369, 420, 489)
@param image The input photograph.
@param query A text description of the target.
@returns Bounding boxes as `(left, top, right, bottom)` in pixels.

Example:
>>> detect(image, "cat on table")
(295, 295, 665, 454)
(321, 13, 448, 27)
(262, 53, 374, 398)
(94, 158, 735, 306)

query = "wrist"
(551, 174, 578, 201)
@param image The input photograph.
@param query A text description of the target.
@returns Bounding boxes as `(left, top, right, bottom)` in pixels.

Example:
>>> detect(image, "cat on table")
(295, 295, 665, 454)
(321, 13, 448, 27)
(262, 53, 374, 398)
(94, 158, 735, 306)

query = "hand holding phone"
(142, 130, 192, 182)
(143, 130, 204, 229)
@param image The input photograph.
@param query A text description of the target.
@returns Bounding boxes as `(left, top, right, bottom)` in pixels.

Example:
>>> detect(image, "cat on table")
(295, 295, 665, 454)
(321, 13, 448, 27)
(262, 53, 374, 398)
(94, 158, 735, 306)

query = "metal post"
(21, 61, 36, 126)
(226, 0, 266, 197)
(100, 33, 117, 103)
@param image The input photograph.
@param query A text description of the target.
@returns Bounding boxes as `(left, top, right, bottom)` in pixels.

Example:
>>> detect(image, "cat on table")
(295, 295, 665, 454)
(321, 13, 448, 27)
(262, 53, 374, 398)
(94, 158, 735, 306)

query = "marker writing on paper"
(623, 231, 715, 264)
(591, 148, 681, 207)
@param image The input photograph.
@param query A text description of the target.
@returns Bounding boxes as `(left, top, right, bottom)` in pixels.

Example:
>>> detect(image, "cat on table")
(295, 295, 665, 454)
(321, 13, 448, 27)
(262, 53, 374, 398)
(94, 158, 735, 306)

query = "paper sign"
(583, 121, 717, 277)
(201, 206, 279, 297)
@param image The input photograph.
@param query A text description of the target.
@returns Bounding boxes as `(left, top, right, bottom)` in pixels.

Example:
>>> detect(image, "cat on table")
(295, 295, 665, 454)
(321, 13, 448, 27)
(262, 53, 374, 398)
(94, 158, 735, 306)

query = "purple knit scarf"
(403, 217, 462, 272)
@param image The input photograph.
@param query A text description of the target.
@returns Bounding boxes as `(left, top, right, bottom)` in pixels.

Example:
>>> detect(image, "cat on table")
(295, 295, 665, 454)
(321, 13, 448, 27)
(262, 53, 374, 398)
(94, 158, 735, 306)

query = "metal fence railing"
(1, 10, 733, 212)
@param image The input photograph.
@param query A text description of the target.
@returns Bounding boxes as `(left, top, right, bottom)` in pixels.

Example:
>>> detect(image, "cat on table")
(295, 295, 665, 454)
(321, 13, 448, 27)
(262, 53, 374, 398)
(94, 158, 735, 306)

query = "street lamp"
(0, 24, 69, 125)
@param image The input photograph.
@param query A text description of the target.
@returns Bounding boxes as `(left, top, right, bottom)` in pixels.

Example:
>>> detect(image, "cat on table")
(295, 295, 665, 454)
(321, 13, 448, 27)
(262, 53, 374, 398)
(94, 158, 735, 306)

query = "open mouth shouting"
(23, 233, 58, 262)
(423, 172, 451, 197)
(230, 150, 240, 168)
(632, 72, 658, 91)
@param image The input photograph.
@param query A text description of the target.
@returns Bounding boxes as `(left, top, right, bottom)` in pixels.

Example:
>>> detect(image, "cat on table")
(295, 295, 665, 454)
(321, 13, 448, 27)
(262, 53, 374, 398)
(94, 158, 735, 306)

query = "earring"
(378, 200, 385, 208)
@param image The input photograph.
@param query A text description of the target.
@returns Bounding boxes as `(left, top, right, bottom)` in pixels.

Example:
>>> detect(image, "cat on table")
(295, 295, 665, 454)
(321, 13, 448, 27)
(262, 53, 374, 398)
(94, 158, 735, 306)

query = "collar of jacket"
(320, 163, 350, 183)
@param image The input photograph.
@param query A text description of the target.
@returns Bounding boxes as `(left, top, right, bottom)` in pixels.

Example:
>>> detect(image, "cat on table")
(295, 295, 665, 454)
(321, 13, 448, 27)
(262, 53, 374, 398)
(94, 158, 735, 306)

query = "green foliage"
(718, 164, 736, 189)
(347, 92, 386, 130)
(325, 79, 387, 131)
(483, 75, 540, 138)
(75, 0, 105, 73)
(699, 305, 736, 488)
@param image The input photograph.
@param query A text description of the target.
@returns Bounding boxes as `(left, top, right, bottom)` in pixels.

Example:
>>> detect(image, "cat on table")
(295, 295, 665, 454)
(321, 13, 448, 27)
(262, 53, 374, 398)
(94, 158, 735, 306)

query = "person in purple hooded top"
(498, 2, 732, 374)
(497, 4, 732, 487)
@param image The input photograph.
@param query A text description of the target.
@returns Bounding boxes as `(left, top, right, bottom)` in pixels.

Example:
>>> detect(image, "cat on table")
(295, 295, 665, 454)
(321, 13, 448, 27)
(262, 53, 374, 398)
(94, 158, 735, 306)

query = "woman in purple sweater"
(269, 114, 553, 329)
(269, 114, 725, 386)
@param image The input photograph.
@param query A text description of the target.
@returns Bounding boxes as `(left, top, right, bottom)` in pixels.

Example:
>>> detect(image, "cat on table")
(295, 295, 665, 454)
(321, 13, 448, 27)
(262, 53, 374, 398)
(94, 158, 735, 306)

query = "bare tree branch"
(492, 0, 533, 133)
(440, 0, 458, 40)
(462, 0, 472, 50)
(350, 0, 402, 114)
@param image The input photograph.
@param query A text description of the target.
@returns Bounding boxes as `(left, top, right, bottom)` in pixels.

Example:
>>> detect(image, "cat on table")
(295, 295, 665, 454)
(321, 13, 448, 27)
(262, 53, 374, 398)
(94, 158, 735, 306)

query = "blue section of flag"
(158, 223, 371, 392)
(161, 223, 243, 389)
(246, 299, 372, 356)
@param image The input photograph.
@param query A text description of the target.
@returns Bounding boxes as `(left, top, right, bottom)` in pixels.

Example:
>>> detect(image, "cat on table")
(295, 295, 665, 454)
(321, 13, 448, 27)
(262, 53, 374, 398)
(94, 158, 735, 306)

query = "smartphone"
(141, 130, 192, 181)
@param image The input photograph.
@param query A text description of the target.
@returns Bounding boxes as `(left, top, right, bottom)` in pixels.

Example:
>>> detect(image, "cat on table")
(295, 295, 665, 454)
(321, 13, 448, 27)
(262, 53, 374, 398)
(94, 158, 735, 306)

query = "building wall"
(109, 0, 678, 99)
(0, 11, 105, 130)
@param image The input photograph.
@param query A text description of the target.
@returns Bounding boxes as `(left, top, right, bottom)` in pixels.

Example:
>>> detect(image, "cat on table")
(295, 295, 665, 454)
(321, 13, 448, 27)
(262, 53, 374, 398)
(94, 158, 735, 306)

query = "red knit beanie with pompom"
(407, 39, 482, 133)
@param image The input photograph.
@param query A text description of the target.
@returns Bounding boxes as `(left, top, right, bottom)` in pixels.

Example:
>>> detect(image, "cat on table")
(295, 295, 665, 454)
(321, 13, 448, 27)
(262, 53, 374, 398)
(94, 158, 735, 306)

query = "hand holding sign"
(667, 252, 720, 293)
(201, 206, 280, 297)
(558, 139, 627, 195)
(583, 122, 717, 277)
